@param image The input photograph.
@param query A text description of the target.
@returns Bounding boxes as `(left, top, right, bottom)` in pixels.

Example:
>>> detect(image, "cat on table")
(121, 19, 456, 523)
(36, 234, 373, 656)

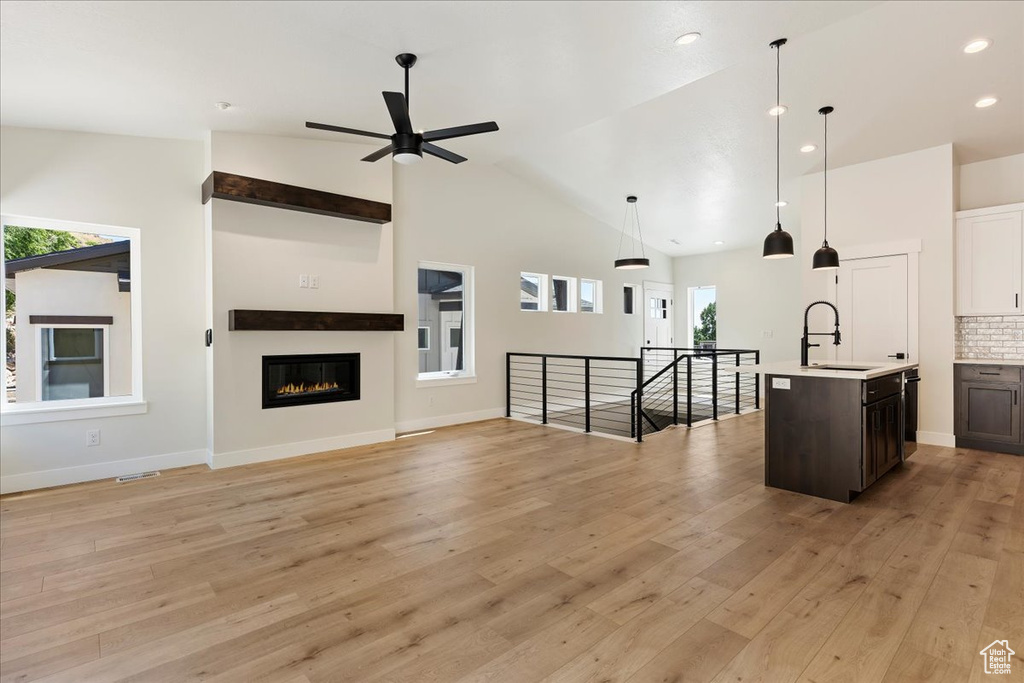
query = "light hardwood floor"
(1, 414, 1022, 682)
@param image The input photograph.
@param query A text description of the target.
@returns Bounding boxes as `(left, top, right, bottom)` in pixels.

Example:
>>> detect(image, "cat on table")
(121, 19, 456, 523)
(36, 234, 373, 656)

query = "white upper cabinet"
(956, 203, 1024, 316)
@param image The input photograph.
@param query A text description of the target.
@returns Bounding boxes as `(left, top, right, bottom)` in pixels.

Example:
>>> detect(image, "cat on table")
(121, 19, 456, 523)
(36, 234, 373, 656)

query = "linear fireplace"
(262, 353, 360, 409)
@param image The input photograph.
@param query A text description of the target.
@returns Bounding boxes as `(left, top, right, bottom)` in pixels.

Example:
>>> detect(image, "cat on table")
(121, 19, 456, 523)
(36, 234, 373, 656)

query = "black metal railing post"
(541, 356, 548, 424)
(630, 393, 636, 439)
(672, 360, 679, 425)
(686, 355, 693, 428)
(630, 358, 638, 444)
(712, 353, 719, 420)
(755, 350, 761, 409)
(735, 352, 741, 414)
(506, 353, 512, 417)
(584, 358, 591, 433)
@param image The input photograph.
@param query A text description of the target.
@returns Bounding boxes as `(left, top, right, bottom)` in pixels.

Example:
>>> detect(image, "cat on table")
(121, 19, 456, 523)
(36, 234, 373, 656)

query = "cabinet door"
(956, 211, 1023, 315)
(862, 404, 879, 489)
(958, 380, 1022, 443)
(879, 395, 902, 474)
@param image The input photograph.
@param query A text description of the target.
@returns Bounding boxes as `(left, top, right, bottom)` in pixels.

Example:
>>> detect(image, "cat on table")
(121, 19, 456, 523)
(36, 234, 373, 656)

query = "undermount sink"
(811, 364, 882, 371)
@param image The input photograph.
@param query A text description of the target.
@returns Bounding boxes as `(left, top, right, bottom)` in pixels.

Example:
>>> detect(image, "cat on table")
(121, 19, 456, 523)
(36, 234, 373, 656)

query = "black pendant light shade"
(762, 38, 794, 260)
(813, 105, 839, 270)
(615, 195, 650, 269)
(763, 223, 795, 258)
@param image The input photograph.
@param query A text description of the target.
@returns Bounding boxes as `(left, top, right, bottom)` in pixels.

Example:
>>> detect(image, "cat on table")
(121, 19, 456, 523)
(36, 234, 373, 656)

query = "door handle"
(887, 353, 906, 360)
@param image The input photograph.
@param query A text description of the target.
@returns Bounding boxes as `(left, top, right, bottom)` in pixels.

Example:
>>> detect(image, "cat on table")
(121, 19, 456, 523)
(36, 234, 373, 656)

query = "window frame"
(417, 326, 431, 351)
(1, 214, 145, 424)
(550, 275, 577, 313)
(623, 284, 638, 315)
(37, 324, 111, 401)
(519, 271, 548, 312)
(579, 278, 603, 314)
(688, 284, 717, 349)
(416, 260, 475, 385)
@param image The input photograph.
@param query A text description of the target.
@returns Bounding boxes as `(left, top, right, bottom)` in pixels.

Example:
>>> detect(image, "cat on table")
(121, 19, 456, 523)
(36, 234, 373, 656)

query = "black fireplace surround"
(262, 353, 360, 409)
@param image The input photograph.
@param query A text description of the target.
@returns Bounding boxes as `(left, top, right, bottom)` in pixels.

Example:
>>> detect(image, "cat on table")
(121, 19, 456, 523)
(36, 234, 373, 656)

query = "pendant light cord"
(634, 202, 647, 259)
(617, 202, 628, 259)
(775, 42, 781, 226)
(823, 111, 828, 245)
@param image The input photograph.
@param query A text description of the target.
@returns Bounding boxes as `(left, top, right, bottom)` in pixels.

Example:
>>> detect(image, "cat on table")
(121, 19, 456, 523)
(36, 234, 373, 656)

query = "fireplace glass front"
(262, 353, 359, 409)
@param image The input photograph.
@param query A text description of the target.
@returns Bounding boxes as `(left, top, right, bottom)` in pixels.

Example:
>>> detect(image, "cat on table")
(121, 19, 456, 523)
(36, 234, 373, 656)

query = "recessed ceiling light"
(975, 96, 998, 108)
(963, 39, 991, 54)
(768, 105, 787, 116)
(215, 101, 232, 110)
(713, 240, 725, 246)
(800, 144, 817, 153)
(675, 32, 701, 45)
(775, 200, 788, 207)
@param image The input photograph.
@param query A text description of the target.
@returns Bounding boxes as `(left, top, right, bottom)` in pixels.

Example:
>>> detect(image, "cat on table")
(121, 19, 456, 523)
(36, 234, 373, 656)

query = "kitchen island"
(731, 361, 919, 503)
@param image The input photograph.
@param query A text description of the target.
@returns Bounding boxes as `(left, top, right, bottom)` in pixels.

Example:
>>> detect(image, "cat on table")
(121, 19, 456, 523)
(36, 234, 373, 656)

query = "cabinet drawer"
(865, 374, 901, 403)
(960, 365, 1021, 383)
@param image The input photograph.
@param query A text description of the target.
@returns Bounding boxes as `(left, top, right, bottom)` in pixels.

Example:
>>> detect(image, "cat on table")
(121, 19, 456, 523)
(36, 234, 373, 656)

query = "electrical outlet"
(298, 274, 309, 288)
(310, 274, 320, 289)
(86, 429, 100, 447)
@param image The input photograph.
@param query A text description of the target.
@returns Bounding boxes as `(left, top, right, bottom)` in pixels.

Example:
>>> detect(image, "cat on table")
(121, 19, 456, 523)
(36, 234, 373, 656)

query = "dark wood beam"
(201, 171, 391, 224)
(29, 315, 114, 325)
(228, 310, 404, 332)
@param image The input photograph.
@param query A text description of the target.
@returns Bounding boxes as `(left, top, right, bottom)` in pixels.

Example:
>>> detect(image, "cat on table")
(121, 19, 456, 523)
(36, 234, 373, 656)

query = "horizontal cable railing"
(507, 347, 761, 443)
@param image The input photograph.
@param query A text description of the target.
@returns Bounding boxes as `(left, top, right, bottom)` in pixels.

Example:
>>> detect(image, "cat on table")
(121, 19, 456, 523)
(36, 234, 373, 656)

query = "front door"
(643, 283, 674, 348)
(833, 254, 909, 363)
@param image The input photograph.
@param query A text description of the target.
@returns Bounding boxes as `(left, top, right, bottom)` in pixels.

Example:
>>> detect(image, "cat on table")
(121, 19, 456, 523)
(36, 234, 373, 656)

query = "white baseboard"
(395, 408, 505, 434)
(209, 428, 396, 470)
(0, 449, 208, 494)
(917, 431, 956, 448)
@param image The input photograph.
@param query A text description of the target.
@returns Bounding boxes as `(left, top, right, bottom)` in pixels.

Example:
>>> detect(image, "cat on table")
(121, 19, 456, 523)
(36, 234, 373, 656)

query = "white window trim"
(623, 283, 639, 315)
(551, 275, 577, 313)
(687, 284, 716, 349)
(520, 272, 548, 312)
(417, 326, 430, 351)
(1, 214, 145, 424)
(417, 260, 475, 383)
(35, 324, 110, 402)
(580, 278, 603, 314)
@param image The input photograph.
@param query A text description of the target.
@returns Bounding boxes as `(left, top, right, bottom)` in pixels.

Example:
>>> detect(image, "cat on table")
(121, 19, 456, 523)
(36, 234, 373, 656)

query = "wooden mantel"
(228, 310, 404, 332)
(202, 171, 392, 224)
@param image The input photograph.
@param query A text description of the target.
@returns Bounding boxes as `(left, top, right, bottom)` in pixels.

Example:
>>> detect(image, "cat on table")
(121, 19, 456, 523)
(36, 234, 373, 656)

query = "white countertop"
(954, 358, 1024, 366)
(725, 360, 919, 380)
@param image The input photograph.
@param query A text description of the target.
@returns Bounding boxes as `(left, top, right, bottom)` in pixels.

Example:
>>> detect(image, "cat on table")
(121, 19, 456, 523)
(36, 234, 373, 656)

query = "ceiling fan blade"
(422, 121, 499, 142)
(361, 144, 395, 162)
(422, 142, 467, 164)
(382, 92, 413, 134)
(306, 121, 391, 140)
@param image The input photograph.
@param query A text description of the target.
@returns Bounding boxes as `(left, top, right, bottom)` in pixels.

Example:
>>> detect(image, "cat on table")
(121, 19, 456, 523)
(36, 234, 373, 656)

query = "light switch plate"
(771, 377, 791, 390)
(310, 275, 320, 289)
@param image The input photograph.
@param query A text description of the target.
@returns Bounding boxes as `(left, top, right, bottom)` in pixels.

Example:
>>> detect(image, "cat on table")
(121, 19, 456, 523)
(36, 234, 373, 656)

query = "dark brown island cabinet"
(764, 368, 914, 503)
(955, 363, 1024, 455)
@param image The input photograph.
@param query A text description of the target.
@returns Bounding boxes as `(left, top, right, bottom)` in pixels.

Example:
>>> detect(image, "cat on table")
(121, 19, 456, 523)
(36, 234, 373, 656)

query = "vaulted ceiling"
(2, 1, 1021, 255)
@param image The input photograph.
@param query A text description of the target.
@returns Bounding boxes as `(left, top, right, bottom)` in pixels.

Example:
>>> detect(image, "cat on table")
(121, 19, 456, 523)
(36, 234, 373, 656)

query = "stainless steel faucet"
(801, 301, 841, 366)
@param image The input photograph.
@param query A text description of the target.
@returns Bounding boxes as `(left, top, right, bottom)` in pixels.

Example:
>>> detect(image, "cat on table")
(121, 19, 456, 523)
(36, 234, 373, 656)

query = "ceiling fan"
(306, 53, 499, 165)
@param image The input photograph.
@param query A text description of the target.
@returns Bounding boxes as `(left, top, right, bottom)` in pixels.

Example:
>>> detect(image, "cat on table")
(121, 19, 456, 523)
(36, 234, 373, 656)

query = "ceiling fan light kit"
(615, 195, 651, 270)
(305, 53, 498, 165)
(763, 38, 795, 260)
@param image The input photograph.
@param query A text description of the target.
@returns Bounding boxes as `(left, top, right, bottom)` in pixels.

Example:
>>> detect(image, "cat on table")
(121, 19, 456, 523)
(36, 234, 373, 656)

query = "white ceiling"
(2, 1, 1021, 256)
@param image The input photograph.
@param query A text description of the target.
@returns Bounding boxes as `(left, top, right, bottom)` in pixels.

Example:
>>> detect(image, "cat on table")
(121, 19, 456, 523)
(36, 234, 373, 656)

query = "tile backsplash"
(955, 316, 1024, 360)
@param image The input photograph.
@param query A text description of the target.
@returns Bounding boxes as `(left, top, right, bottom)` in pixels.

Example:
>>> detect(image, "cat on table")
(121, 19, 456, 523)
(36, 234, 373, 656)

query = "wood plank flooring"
(1, 413, 1022, 682)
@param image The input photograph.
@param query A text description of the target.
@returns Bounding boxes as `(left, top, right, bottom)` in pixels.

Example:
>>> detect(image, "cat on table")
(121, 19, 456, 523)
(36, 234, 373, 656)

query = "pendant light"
(763, 38, 794, 259)
(812, 106, 840, 270)
(615, 195, 650, 269)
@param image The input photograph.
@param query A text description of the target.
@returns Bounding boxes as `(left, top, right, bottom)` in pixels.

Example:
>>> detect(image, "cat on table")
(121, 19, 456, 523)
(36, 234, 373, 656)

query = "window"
(580, 279, 602, 313)
(520, 272, 548, 311)
(417, 261, 474, 381)
(551, 276, 577, 313)
(2, 215, 143, 422)
(623, 285, 636, 314)
(689, 285, 717, 349)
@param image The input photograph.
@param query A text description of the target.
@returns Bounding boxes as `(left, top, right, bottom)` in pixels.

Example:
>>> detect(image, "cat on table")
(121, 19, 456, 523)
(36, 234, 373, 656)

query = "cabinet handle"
(1015, 390, 1018, 406)
(980, 372, 1000, 376)
(887, 404, 894, 423)
(873, 411, 880, 431)
(1017, 293, 1020, 308)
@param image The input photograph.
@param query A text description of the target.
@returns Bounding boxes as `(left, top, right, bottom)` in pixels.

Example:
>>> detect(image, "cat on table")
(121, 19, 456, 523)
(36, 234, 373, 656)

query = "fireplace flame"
(276, 381, 340, 396)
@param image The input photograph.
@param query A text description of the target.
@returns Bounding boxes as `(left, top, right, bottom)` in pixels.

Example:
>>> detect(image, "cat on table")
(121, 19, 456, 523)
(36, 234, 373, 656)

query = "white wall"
(14, 269, 132, 402)
(207, 132, 395, 467)
(672, 245, 801, 363)
(801, 144, 956, 444)
(393, 162, 673, 431)
(0, 127, 208, 491)
(959, 153, 1024, 210)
